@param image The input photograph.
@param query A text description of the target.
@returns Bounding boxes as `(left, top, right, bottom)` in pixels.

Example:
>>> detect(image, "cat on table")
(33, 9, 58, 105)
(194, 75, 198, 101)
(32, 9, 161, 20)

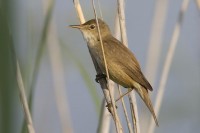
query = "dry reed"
(148, 0, 190, 132)
(73, 0, 123, 132)
(17, 61, 35, 133)
(117, 0, 140, 132)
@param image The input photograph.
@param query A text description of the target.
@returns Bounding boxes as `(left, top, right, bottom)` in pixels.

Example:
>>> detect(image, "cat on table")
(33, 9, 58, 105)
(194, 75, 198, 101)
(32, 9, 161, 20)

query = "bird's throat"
(82, 32, 99, 47)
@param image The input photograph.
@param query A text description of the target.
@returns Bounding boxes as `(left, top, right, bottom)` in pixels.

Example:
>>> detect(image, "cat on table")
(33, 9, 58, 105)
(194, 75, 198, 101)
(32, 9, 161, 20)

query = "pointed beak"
(69, 25, 82, 29)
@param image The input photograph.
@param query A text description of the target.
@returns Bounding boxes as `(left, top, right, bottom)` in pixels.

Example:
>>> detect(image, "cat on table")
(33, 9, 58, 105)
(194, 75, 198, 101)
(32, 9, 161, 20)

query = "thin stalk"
(148, 0, 190, 133)
(97, 100, 110, 133)
(97, 8, 122, 133)
(97, 82, 114, 133)
(17, 61, 35, 133)
(73, 0, 123, 132)
(117, 85, 133, 133)
(117, 0, 140, 132)
(92, 0, 123, 132)
(97, 0, 103, 19)
(128, 91, 140, 133)
(114, 13, 134, 133)
(117, 0, 128, 46)
(73, 0, 85, 23)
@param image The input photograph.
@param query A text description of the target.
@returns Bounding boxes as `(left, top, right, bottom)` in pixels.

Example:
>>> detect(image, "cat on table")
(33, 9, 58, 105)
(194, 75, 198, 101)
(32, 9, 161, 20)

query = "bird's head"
(70, 19, 111, 43)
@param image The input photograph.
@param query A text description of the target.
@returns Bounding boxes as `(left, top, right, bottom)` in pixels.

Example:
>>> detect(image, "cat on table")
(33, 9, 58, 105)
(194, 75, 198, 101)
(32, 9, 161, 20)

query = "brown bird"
(70, 19, 158, 126)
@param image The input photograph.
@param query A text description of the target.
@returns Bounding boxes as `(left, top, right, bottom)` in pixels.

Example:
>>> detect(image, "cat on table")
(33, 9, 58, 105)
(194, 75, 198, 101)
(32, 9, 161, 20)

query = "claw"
(106, 102, 118, 113)
(95, 74, 107, 83)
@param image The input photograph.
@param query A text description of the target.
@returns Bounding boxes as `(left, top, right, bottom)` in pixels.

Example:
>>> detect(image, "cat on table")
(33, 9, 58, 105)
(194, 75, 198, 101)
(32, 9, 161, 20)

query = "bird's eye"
(89, 24, 95, 29)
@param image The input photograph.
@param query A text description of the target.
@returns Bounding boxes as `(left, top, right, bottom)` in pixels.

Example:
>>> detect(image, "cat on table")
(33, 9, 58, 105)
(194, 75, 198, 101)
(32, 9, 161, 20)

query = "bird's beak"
(69, 25, 82, 29)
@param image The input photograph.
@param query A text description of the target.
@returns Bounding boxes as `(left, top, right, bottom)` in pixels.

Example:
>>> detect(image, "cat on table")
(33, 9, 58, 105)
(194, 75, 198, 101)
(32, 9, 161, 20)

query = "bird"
(70, 19, 159, 126)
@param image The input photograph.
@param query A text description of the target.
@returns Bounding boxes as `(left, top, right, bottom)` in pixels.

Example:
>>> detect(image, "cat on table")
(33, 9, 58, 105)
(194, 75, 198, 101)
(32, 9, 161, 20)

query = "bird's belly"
(97, 58, 134, 88)
(108, 64, 133, 88)
(89, 45, 133, 88)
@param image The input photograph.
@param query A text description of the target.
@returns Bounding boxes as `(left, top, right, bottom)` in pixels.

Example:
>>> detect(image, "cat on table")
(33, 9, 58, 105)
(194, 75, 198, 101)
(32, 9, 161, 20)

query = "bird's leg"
(95, 73, 107, 83)
(96, 73, 117, 110)
(106, 102, 118, 111)
(115, 88, 133, 102)
(106, 89, 132, 110)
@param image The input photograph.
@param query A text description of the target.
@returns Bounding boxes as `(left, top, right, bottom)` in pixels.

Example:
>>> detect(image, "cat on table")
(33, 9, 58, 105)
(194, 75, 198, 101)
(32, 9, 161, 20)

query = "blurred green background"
(0, 0, 200, 133)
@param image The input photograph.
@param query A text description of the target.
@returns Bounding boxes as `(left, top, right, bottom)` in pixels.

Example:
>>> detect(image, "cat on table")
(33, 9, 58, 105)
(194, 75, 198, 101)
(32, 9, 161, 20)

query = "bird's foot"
(95, 73, 107, 83)
(106, 102, 118, 113)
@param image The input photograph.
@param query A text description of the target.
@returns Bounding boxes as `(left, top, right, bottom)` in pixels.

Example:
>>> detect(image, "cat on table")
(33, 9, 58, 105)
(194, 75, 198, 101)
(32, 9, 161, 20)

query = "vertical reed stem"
(148, 0, 190, 132)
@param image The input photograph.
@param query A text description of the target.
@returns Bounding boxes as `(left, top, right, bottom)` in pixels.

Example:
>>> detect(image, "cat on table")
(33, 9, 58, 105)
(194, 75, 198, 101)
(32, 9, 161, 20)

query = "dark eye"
(90, 24, 95, 29)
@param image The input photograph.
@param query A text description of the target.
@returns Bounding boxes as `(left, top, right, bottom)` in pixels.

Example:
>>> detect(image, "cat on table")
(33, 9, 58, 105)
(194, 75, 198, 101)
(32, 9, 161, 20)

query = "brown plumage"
(70, 19, 159, 126)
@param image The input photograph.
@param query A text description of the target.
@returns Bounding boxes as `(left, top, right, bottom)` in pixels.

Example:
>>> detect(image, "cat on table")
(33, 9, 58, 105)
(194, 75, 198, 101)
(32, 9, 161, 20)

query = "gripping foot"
(106, 102, 118, 113)
(95, 73, 107, 83)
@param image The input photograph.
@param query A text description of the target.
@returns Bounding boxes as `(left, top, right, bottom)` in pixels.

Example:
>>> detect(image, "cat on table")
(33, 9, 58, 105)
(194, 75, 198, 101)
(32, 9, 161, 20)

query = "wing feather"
(103, 36, 153, 91)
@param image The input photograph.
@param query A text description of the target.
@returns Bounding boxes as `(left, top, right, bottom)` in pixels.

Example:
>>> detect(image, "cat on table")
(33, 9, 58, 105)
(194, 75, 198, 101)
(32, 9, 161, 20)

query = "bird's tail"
(135, 86, 159, 126)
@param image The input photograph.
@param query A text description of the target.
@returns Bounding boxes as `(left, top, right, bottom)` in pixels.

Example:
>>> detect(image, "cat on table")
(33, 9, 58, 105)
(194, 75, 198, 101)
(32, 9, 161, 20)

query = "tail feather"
(135, 86, 159, 126)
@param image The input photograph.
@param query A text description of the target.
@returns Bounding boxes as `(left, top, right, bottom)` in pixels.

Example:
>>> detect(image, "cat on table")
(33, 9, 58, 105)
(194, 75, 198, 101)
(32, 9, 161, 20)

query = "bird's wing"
(104, 36, 153, 91)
